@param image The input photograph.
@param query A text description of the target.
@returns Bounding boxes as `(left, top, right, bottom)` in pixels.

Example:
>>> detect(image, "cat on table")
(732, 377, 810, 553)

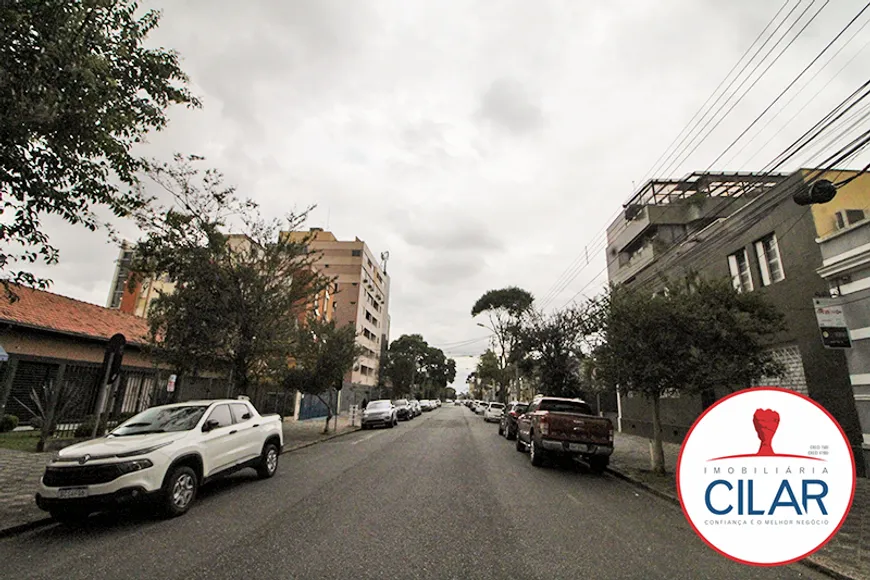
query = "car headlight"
(116, 459, 153, 474)
(115, 441, 172, 458)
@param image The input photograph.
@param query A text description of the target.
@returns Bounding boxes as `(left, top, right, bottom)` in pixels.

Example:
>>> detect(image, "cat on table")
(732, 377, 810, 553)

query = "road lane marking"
(566, 493, 581, 505)
(352, 433, 377, 445)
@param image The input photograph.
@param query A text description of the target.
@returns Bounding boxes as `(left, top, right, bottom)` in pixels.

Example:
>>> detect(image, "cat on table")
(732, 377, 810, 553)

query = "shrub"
(30, 416, 44, 430)
(74, 415, 107, 438)
(0, 414, 19, 432)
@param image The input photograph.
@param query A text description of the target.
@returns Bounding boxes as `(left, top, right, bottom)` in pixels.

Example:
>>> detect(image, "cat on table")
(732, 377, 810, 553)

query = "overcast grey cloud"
(478, 78, 545, 135)
(30, 0, 870, 391)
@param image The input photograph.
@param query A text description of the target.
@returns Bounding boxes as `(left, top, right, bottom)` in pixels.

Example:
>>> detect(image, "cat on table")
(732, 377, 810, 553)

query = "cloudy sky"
(31, 0, 870, 392)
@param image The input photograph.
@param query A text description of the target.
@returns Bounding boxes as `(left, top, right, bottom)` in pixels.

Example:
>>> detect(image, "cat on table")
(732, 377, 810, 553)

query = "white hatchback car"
(483, 402, 505, 422)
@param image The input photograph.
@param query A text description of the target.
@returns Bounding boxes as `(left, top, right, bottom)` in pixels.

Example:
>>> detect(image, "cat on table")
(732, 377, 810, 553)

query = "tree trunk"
(649, 393, 666, 474)
(315, 393, 333, 434)
(38, 364, 66, 452)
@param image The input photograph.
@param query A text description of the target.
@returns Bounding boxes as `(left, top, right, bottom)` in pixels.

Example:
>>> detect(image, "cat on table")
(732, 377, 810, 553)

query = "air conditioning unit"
(835, 209, 866, 231)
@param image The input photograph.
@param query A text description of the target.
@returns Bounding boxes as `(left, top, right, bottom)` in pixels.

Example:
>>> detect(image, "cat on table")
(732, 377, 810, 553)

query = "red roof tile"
(0, 286, 151, 345)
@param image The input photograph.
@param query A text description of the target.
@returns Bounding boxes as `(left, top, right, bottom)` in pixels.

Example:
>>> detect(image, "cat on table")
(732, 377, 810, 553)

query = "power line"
(543, 2, 867, 311)
(639, 0, 801, 185)
(658, 0, 828, 179)
(557, 79, 870, 309)
(542, 2, 825, 310)
(724, 14, 870, 168)
(705, 0, 870, 172)
(539, 1, 797, 310)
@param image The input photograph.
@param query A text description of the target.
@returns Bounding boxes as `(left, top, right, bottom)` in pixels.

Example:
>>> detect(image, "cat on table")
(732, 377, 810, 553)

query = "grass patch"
(0, 430, 40, 452)
(0, 431, 78, 453)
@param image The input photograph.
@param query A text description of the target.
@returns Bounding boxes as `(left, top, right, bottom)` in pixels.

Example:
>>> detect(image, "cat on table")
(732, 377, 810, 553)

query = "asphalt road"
(0, 405, 828, 580)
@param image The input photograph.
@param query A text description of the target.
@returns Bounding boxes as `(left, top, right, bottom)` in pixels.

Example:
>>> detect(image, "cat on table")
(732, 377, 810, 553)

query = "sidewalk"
(0, 414, 359, 536)
(281, 414, 359, 451)
(609, 432, 870, 580)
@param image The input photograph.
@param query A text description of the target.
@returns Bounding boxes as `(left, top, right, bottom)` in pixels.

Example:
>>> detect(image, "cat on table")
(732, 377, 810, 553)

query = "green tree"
(131, 156, 331, 400)
(384, 334, 429, 396)
(0, 0, 199, 295)
(419, 347, 455, 398)
(471, 287, 534, 403)
(516, 305, 598, 398)
(591, 277, 784, 474)
(383, 334, 455, 399)
(285, 317, 363, 433)
(474, 349, 501, 399)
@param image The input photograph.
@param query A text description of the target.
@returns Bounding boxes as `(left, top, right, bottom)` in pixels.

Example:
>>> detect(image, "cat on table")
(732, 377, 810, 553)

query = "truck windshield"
(111, 405, 209, 436)
(538, 400, 593, 415)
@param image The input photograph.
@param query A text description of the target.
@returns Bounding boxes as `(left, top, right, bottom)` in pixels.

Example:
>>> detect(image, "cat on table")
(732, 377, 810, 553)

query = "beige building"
(283, 228, 391, 389)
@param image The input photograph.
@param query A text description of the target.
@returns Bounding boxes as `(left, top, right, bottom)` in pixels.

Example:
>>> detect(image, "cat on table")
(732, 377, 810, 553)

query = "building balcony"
(818, 218, 870, 280)
(608, 242, 657, 286)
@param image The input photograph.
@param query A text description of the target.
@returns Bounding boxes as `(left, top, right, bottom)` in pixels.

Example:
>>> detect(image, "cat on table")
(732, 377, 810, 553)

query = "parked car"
(362, 400, 398, 429)
(483, 402, 505, 422)
(445, 399, 453, 404)
(409, 400, 422, 416)
(35, 398, 283, 523)
(393, 399, 413, 421)
(434, 399, 442, 408)
(515, 396, 613, 472)
(474, 401, 487, 414)
(455, 400, 463, 406)
(419, 399, 433, 412)
(499, 402, 529, 440)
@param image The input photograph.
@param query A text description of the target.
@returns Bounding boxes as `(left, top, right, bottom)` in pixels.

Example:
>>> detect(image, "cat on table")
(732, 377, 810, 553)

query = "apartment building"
(604, 169, 867, 475)
(282, 228, 391, 393)
(810, 170, 870, 468)
(107, 234, 333, 320)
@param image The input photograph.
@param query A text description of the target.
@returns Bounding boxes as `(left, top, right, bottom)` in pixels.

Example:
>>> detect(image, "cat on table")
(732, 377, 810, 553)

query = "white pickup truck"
(35, 398, 283, 523)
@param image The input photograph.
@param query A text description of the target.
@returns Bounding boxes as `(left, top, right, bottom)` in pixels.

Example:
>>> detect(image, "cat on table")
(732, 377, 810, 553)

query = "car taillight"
(539, 412, 549, 436)
(608, 424, 614, 442)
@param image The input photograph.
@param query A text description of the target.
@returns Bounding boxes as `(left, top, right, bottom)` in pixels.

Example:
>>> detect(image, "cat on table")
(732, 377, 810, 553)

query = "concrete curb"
(0, 428, 362, 540)
(606, 465, 856, 580)
(0, 517, 54, 539)
(281, 426, 361, 454)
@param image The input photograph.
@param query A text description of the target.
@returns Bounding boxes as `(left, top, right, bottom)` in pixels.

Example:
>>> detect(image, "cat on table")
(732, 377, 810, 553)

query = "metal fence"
(4, 358, 161, 441)
(1, 357, 304, 442)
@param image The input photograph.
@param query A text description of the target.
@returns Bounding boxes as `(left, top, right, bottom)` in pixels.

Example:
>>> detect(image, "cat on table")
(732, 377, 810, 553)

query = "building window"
(351, 249, 362, 257)
(754, 233, 785, 286)
(727, 249, 753, 293)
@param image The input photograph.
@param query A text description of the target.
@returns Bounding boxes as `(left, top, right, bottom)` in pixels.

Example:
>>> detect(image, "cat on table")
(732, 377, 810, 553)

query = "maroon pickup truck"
(516, 396, 613, 472)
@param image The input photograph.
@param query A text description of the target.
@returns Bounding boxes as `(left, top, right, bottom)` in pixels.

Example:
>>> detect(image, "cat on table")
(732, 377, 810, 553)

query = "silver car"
(361, 400, 398, 429)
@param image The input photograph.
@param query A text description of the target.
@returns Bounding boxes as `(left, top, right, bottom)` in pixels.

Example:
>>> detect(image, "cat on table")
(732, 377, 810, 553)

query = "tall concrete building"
(283, 228, 391, 396)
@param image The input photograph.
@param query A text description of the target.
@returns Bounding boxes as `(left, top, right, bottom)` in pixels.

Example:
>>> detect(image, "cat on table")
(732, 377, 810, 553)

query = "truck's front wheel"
(162, 465, 198, 518)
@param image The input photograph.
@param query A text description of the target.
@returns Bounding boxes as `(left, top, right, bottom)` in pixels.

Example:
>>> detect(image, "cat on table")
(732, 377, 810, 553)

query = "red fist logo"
(753, 408, 780, 456)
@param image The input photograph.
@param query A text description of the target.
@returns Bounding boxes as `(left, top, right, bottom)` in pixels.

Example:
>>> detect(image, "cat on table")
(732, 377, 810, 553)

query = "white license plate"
(58, 487, 88, 499)
(568, 443, 589, 452)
